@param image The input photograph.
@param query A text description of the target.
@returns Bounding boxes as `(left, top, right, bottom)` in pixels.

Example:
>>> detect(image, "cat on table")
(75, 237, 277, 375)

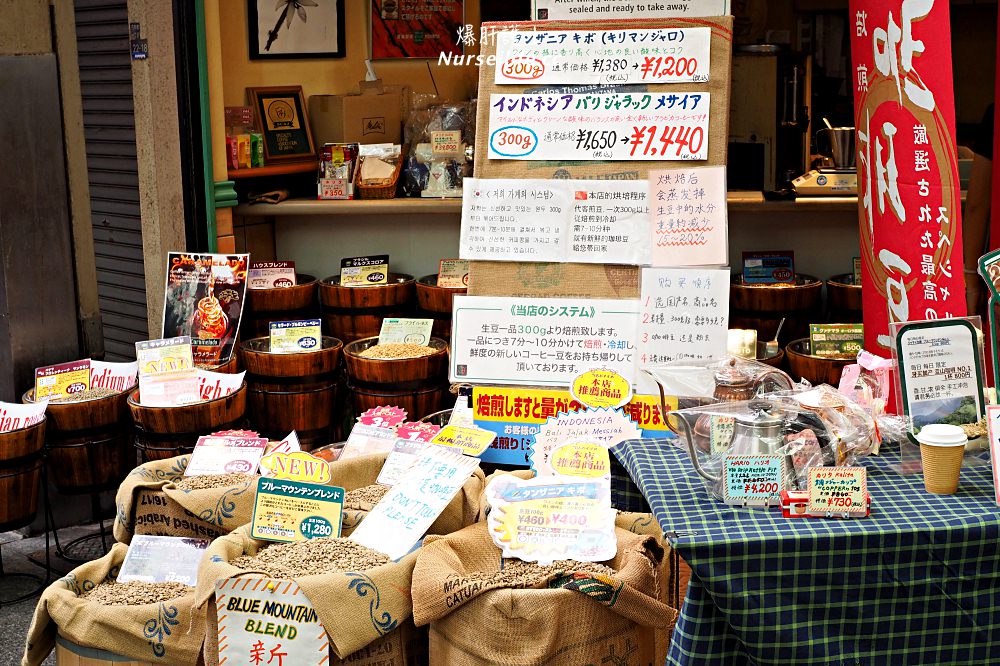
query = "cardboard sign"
(723, 455, 786, 507)
(638, 267, 729, 365)
(431, 425, 496, 457)
(649, 166, 727, 267)
(248, 261, 296, 289)
(376, 439, 426, 486)
(378, 318, 434, 346)
(531, 0, 730, 19)
(494, 28, 711, 86)
(250, 478, 345, 543)
(269, 319, 322, 353)
(259, 451, 332, 485)
(136, 336, 199, 407)
(742, 251, 795, 284)
(484, 475, 617, 565)
(395, 421, 441, 442)
(357, 406, 408, 429)
(184, 435, 267, 476)
(215, 578, 328, 666)
(487, 92, 710, 161)
(196, 369, 245, 402)
(437, 259, 470, 288)
(350, 447, 480, 560)
(0, 401, 47, 432)
(340, 255, 389, 287)
(571, 368, 633, 409)
(451, 295, 639, 386)
(90, 360, 138, 393)
(117, 536, 208, 585)
(807, 467, 868, 517)
(34, 360, 90, 401)
(809, 324, 865, 359)
(986, 405, 1000, 506)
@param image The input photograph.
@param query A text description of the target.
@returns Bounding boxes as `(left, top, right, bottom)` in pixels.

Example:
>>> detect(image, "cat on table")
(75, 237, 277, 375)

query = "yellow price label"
(34, 360, 91, 400)
(431, 425, 496, 457)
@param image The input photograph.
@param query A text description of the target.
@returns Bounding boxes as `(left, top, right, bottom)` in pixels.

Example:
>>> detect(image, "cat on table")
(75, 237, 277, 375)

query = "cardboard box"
(309, 80, 407, 146)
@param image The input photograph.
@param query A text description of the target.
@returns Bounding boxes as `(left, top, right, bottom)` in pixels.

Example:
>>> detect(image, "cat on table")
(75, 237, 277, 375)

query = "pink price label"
(396, 421, 441, 442)
(358, 406, 407, 428)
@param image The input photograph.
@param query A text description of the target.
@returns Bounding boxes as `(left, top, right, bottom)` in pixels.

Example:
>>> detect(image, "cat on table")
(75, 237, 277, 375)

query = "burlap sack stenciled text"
(22, 543, 204, 666)
(412, 522, 678, 666)
(114, 455, 257, 544)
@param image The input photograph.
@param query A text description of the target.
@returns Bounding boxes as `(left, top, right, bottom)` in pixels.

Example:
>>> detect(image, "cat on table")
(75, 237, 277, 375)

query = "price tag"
(395, 421, 441, 442)
(117, 535, 208, 585)
(431, 130, 462, 155)
(269, 319, 322, 353)
(184, 435, 267, 476)
(259, 451, 331, 484)
(216, 578, 328, 666)
(807, 467, 868, 517)
(340, 255, 389, 287)
(319, 178, 350, 200)
(376, 439, 426, 486)
(250, 477, 344, 543)
(484, 475, 617, 565)
(339, 424, 398, 460)
(34, 360, 91, 401)
(570, 367, 632, 409)
(742, 251, 795, 284)
(852, 257, 862, 284)
(248, 261, 296, 289)
(723, 455, 786, 507)
(809, 324, 864, 359)
(378, 318, 433, 346)
(437, 259, 469, 288)
(431, 425, 496, 457)
(357, 406, 407, 429)
(136, 336, 199, 407)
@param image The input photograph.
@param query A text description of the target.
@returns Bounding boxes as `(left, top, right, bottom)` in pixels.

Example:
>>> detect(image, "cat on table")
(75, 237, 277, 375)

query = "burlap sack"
(412, 522, 677, 665)
(616, 511, 675, 665)
(196, 524, 420, 664)
(114, 455, 257, 543)
(22, 543, 204, 666)
(330, 452, 486, 537)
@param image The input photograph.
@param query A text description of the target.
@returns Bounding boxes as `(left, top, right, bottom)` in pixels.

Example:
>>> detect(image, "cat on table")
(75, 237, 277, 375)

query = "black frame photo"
(248, 0, 346, 60)
(246, 86, 316, 162)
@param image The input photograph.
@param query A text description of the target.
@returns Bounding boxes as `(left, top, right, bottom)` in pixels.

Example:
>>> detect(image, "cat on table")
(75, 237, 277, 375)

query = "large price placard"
(488, 92, 710, 161)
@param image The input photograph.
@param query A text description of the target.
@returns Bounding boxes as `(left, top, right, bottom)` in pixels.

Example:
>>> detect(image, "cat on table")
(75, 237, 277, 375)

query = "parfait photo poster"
(162, 253, 250, 367)
(371, 0, 464, 59)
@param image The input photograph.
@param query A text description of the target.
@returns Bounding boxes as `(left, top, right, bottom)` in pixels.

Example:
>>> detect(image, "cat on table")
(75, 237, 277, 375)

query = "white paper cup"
(915, 424, 966, 495)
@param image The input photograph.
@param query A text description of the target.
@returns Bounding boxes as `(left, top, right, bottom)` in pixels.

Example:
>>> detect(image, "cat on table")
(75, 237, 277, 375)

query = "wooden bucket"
(0, 417, 45, 532)
(730, 274, 823, 346)
(23, 388, 132, 495)
(241, 335, 344, 451)
(826, 273, 863, 323)
(785, 338, 852, 386)
(246, 273, 319, 337)
(343, 336, 450, 419)
(128, 384, 247, 462)
(319, 273, 415, 343)
(416, 274, 467, 340)
(56, 636, 151, 665)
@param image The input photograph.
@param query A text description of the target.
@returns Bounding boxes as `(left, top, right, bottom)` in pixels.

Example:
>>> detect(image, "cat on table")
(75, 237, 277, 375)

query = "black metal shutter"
(75, 0, 148, 361)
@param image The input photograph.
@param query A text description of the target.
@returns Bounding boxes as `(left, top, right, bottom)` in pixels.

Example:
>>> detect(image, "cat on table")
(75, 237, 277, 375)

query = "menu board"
(637, 267, 729, 365)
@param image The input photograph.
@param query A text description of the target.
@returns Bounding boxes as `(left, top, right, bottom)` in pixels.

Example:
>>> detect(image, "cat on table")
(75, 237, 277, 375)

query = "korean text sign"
(848, 0, 966, 365)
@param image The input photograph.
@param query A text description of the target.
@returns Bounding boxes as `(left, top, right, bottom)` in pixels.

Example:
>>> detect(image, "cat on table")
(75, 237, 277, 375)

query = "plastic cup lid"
(914, 423, 967, 447)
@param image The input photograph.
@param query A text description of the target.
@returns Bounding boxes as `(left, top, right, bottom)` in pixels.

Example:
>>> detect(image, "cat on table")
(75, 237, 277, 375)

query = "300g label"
(490, 126, 537, 157)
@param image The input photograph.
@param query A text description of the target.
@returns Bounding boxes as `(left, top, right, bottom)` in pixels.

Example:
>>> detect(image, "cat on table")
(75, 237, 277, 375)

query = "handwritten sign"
(451, 296, 639, 387)
(488, 92, 710, 161)
(34, 360, 91, 401)
(216, 579, 327, 666)
(196, 369, 245, 402)
(259, 451, 332, 485)
(807, 467, 868, 517)
(185, 435, 267, 476)
(0, 401, 47, 432)
(340, 255, 388, 287)
(117, 536, 208, 585)
(437, 259, 469, 288)
(649, 166, 727, 267)
(248, 261, 296, 289)
(269, 320, 322, 353)
(350, 447, 480, 560)
(378, 318, 434, 346)
(461, 178, 650, 265)
(250, 478, 345, 543)
(571, 368, 633, 409)
(484, 475, 617, 565)
(638, 267, 729, 365)
(90, 360, 138, 393)
(723, 455, 786, 507)
(531, 0, 731, 20)
(495, 28, 711, 86)
(431, 425, 496, 457)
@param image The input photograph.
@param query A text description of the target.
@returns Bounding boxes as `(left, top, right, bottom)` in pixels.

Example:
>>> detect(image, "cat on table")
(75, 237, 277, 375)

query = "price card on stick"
(807, 467, 869, 517)
(269, 319, 322, 353)
(34, 360, 91, 401)
(723, 455, 786, 507)
(378, 318, 433, 346)
(649, 166, 728, 267)
(117, 535, 208, 585)
(248, 261, 296, 289)
(250, 478, 345, 543)
(136, 336, 199, 407)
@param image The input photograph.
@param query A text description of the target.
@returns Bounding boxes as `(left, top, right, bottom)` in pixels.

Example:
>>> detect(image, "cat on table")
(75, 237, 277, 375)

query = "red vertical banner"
(848, 1, 967, 374)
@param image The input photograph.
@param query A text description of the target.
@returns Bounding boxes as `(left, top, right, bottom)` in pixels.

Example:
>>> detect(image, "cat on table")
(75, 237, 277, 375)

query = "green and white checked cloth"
(612, 439, 1000, 665)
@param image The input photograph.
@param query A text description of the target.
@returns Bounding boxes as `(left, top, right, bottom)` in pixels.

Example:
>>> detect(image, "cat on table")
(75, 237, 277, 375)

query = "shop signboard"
(848, 1, 967, 371)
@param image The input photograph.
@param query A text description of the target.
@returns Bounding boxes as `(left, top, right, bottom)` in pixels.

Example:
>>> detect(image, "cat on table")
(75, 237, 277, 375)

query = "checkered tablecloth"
(612, 439, 1000, 665)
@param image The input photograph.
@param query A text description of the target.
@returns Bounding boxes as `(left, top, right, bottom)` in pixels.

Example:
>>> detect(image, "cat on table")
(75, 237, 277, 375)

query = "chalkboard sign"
(247, 86, 315, 162)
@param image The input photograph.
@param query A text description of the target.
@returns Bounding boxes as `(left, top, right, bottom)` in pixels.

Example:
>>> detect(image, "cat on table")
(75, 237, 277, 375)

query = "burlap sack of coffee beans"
(412, 521, 677, 666)
(114, 455, 258, 543)
(22, 543, 204, 665)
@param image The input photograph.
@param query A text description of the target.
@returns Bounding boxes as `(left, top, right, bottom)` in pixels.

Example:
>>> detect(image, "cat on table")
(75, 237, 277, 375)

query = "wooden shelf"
(235, 197, 463, 217)
(227, 161, 315, 180)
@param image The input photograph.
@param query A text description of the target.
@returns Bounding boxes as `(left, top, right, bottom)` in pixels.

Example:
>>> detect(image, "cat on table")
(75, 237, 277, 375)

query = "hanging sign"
(848, 0, 967, 369)
(250, 478, 345, 543)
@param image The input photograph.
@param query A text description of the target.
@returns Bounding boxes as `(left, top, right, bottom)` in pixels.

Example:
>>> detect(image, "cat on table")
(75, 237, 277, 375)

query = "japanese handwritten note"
(807, 467, 868, 517)
(488, 92, 710, 161)
(494, 28, 711, 86)
(723, 455, 786, 506)
(649, 166, 727, 266)
(451, 296, 639, 387)
(638, 267, 729, 365)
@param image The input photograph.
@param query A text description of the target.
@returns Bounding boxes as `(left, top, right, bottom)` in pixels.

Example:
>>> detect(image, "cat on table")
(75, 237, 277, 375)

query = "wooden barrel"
(128, 384, 247, 462)
(241, 335, 343, 451)
(416, 274, 467, 340)
(246, 273, 319, 337)
(756, 342, 785, 369)
(0, 418, 45, 532)
(56, 636, 145, 665)
(319, 273, 415, 343)
(785, 338, 852, 386)
(730, 274, 823, 346)
(344, 336, 449, 419)
(23, 388, 132, 495)
(826, 273, 863, 323)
